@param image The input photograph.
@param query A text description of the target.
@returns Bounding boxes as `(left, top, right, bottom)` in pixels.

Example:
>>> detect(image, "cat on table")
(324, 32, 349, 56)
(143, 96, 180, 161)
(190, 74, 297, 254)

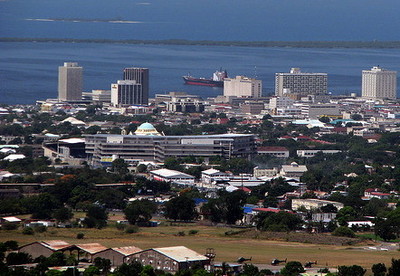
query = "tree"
(387, 258, 400, 276)
(164, 157, 184, 171)
(259, 212, 303, 232)
(351, 114, 363, 121)
(202, 190, 247, 225)
(337, 265, 366, 276)
(53, 207, 73, 223)
(111, 158, 129, 175)
(6, 252, 32, 265)
(319, 116, 330, 123)
(124, 199, 157, 225)
(83, 266, 101, 276)
(113, 261, 143, 276)
(320, 204, 338, 213)
(84, 205, 108, 229)
(4, 240, 18, 251)
(93, 257, 111, 273)
(280, 261, 305, 276)
(21, 193, 61, 219)
(164, 195, 198, 222)
(371, 263, 387, 276)
(336, 206, 358, 226)
(241, 264, 259, 276)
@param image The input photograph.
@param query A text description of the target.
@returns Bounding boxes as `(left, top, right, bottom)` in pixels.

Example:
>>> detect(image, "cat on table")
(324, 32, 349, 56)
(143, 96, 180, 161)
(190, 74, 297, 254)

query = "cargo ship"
(183, 69, 228, 87)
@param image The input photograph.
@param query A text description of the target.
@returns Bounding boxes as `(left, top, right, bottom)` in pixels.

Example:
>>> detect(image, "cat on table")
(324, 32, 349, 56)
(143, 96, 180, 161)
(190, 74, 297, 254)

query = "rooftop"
(153, 246, 209, 262)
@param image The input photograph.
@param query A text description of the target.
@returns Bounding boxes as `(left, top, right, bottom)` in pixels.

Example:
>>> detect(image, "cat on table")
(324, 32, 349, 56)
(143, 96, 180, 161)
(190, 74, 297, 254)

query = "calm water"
(2, 42, 400, 105)
(1, 0, 400, 41)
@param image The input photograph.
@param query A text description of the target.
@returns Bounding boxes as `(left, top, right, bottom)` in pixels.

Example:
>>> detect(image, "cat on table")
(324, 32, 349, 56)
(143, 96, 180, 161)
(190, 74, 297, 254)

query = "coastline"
(2, 38, 400, 49)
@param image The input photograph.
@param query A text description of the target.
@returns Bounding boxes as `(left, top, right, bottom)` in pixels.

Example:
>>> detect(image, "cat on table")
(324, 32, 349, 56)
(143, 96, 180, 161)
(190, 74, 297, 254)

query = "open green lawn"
(1, 223, 399, 271)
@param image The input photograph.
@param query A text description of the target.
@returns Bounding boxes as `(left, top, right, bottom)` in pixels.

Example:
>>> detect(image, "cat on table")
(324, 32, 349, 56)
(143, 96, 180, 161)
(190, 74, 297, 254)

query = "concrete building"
(275, 68, 327, 97)
(111, 80, 147, 107)
(253, 167, 279, 178)
(292, 198, 344, 211)
(269, 97, 295, 110)
(201, 168, 232, 184)
(257, 146, 289, 158)
(296, 149, 342, 158)
(85, 124, 256, 166)
(362, 66, 397, 100)
(130, 246, 210, 273)
(58, 62, 83, 101)
(166, 96, 205, 113)
(280, 162, 308, 178)
(301, 103, 341, 119)
(82, 90, 111, 104)
(224, 76, 262, 98)
(123, 67, 149, 105)
(240, 102, 265, 114)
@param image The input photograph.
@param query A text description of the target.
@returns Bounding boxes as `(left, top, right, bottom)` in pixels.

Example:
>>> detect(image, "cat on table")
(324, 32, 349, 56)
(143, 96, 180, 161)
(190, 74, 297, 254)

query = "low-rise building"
(93, 246, 142, 267)
(130, 246, 210, 273)
(280, 162, 308, 178)
(292, 198, 344, 211)
(150, 169, 195, 184)
(257, 146, 289, 158)
(296, 149, 342, 158)
(201, 169, 231, 184)
(19, 240, 72, 259)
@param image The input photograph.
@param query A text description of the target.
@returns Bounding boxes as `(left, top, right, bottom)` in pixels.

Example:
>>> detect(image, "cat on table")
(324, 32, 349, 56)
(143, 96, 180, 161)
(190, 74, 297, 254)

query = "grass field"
(1, 222, 399, 273)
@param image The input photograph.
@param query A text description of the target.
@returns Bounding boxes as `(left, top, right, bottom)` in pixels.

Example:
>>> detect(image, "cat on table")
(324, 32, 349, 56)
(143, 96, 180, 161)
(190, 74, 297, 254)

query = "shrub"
(189, 230, 199, 235)
(34, 225, 47, 233)
(76, 233, 85, 239)
(125, 225, 139, 234)
(116, 223, 127, 231)
(1, 223, 18, 230)
(177, 231, 186, 236)
(22, 227, 34, 235)
(332, 226, 356, 238)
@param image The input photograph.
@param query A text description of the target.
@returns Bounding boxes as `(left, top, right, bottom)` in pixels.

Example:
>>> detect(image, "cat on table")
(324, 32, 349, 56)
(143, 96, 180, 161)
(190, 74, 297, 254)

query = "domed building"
(134, 122, 162, 136)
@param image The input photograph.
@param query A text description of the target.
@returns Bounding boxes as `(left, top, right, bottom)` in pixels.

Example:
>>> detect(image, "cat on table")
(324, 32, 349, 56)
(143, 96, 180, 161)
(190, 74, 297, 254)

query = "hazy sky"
(1, 0, 400, 40)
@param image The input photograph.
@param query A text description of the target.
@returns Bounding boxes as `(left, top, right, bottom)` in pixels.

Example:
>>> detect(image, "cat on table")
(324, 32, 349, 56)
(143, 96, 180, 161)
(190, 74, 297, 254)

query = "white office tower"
(223, 76, 262, 98)
(111, 80, 145, 107)
(275, 68, 328, 96)
(58, 62, 83, 101)
(362, 66, 397, 100)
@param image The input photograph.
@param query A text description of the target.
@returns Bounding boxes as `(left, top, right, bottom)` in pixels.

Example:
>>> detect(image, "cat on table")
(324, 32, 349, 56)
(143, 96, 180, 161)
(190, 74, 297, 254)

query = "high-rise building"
(362, 66, 397, 99)
(58, 62, 83, 101)
(111, 80, 146, 107)
(275, 68, 327, 97)
(123, 68, 149, 104)
(223, 76, 262, 98)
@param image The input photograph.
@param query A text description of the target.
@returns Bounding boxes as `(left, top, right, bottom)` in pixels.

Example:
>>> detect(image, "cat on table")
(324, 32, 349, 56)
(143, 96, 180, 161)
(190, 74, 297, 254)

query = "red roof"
(309, 139, 335, 144)
(237, 187, 251, 193)
(297, 135, 311, 140)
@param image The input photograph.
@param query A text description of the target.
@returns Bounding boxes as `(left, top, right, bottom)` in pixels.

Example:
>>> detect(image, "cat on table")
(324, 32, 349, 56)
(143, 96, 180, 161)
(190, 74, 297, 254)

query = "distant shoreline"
(3, 38, 400, 49)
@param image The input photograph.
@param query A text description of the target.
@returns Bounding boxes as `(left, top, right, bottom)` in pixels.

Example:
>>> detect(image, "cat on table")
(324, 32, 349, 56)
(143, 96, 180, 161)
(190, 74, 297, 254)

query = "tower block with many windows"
(123, 67, 149, 105)
(362, 66, 397, 100)
(58, 62, 83, 101)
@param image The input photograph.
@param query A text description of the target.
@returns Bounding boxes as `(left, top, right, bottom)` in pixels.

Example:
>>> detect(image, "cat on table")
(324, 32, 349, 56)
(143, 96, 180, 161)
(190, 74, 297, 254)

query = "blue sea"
(2, 0, 400, 105)
(2, 42, 400, 105)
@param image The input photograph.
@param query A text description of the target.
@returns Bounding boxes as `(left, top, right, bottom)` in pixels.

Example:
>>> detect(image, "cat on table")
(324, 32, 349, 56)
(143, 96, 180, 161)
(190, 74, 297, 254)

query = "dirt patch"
(234, 230, 365, 246)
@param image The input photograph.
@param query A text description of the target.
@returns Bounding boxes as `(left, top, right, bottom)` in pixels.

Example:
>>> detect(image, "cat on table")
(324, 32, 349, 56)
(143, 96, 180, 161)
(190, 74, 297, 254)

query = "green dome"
(137, 122, 156, 130)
